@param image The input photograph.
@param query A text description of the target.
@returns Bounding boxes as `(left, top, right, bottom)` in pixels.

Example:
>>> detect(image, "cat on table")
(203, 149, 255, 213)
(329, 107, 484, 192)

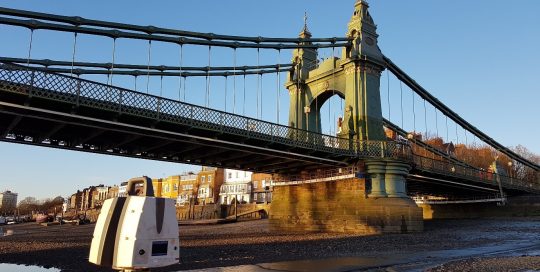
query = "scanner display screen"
(151, 241, 168, 256)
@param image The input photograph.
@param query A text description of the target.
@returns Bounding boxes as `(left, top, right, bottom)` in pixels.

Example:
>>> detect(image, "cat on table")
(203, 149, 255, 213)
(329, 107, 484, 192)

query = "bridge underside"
(406, 169, 528, 197)
(0, 68, 360, 174)
(0, 103, 352, 174)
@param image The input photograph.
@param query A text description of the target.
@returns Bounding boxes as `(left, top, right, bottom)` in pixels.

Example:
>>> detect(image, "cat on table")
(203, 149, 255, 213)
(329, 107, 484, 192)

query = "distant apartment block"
(0, 190, 18, 212)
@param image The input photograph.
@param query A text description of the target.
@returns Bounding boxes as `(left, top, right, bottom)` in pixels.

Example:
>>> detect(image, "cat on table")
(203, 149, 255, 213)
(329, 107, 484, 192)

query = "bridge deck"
(0, 63, 537, 194)
(0, 63, 409, 174)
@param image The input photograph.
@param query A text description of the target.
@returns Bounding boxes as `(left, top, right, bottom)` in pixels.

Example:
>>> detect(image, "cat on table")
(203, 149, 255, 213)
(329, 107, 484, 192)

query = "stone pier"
(269, 169, 423, 234)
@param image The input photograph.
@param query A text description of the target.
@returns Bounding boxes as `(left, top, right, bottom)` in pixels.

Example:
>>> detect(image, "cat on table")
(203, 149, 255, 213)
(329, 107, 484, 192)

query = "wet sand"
(0, 217, 539, 271)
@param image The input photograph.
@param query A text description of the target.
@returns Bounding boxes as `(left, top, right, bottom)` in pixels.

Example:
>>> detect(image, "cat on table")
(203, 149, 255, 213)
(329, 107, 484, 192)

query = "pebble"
(0, 217, 538, 271)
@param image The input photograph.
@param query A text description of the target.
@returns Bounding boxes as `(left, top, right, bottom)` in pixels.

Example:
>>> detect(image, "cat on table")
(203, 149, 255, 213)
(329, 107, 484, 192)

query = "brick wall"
(176, 203, 270, 220)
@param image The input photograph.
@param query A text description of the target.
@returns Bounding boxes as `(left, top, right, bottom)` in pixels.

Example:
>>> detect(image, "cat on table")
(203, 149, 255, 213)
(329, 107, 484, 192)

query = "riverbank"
(0, 217, 539, 271)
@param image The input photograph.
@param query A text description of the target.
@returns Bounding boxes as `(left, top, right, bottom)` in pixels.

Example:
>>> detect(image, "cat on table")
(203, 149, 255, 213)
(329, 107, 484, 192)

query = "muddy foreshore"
(0, 217, 539, 271)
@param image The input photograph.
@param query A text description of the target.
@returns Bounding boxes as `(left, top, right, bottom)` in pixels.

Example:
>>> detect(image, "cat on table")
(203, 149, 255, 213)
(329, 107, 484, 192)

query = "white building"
(219, 169, 252, 204)
(95, 186, 109, 207)
(0, 190, 18, 212)
(118, 182, 128, 197)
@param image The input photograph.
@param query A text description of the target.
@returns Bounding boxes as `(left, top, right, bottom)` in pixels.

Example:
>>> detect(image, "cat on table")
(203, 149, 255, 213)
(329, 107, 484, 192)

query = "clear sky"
(0, 0, 538, 201)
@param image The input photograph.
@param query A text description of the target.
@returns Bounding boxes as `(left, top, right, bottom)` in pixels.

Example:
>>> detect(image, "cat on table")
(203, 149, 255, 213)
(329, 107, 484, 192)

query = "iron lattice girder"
(2, 115, 22, 137)
(256, 160, 311, 173)
(188, 148, 231, 162)
(110, 134, 141, 149)
(138, 140, 174, 153)
(408, 173, 500, 194)
(0, 62, 410, 164)
(242, 157, 287, 170)
(0, 104, 333, 173)
(37, 123, 65, 141)
(384, 56, 540, 172)
(76, 129, 105, 145)
(215, 152, 265, 168)
(383, 118, 473, 168)
(411, 155, 540, 194)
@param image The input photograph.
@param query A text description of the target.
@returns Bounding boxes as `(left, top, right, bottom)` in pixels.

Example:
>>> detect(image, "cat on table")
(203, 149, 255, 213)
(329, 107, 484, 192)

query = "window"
(254, 194, 257, 201)
(262, 180, 266, 188)
(236, 172, 239, 178)
(173, 184, 178, 191)
(208, 175, 212, 183)
(228, 172, 232, 179)
(253, 182, 258, 189)
(201, 176, 206, 183)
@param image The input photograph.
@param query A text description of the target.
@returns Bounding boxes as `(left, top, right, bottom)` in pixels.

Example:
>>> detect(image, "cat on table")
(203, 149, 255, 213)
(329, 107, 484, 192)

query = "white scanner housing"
(89, 177, 179, 270)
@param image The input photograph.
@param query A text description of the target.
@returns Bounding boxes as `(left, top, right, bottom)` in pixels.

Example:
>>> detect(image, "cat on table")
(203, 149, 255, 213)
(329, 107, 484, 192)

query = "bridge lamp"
(451, 166, 455, 173)
(304, 106, 311, 131)
(407, 133, 413, 140)
(507, 162, 512, 178)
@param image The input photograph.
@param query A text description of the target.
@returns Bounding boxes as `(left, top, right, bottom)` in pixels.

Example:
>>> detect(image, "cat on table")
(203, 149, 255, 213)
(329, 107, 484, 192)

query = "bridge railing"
(413, 155, 539, 193)
(273, 166, 359, 186)
(0, 62, 412, 162)
(412, 195, 506, 205)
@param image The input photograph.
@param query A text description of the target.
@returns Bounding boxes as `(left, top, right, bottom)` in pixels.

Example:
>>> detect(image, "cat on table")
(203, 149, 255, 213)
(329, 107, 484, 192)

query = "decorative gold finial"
(303, 12, 308, 32)
(355, 0, 369, 6)
(299, 11, 311, 38)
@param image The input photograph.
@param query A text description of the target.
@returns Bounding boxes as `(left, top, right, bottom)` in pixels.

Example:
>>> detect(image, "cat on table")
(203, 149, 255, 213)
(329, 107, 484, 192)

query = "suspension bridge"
(0, 1, 538, 233)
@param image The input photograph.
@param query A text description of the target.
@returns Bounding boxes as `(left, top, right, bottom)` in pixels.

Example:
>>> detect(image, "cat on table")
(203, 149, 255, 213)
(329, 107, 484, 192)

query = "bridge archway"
(285, 1, 387, 141)
(306, 88, 345, 134)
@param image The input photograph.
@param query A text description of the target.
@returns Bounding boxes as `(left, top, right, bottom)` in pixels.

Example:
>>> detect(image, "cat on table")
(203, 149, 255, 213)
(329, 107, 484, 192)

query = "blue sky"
(0, 0, 538, 201)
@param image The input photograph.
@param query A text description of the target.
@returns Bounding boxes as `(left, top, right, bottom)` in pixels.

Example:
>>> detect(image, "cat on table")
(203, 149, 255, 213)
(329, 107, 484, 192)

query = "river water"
(0, 263, 60, 272)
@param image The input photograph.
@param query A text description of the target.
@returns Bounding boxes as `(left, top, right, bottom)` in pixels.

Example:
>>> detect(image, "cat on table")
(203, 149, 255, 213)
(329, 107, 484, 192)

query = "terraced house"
(251, 173, 273, 204)
(160, 175, 181, 200)
(177, 173, 198, 206)
(197, 167, 224, 204)
(219, 169, 252, 204)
